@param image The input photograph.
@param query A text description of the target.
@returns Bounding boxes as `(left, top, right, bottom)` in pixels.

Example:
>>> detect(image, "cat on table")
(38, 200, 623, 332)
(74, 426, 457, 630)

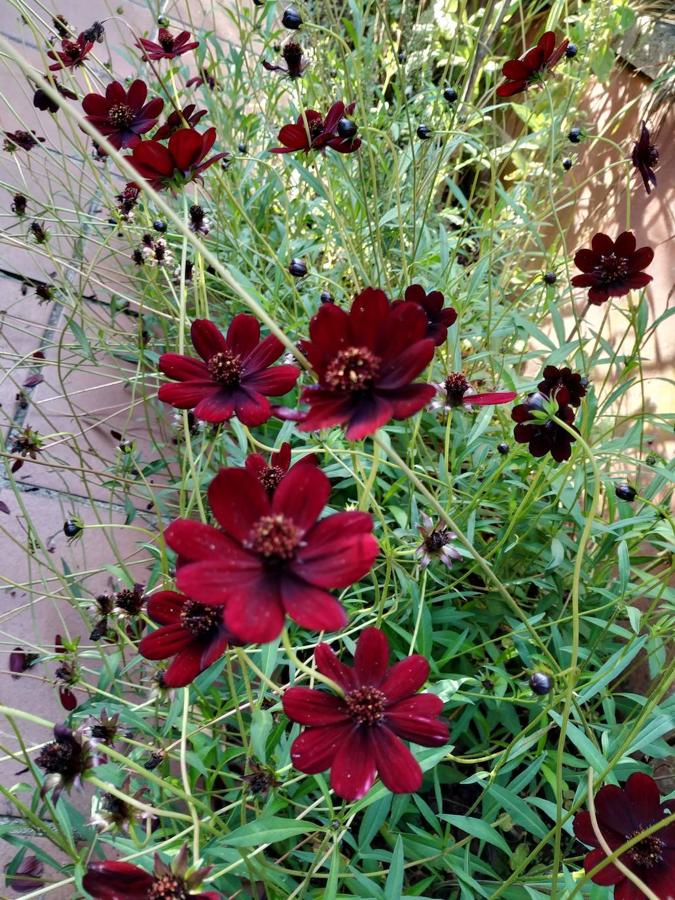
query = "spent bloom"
(393, 284, 457, 346)
(496, 31, 569, 97)
(271, 101, 361, 154)
(158, 316, 300, 426)
(573, 772, 675, 898)
(283, 628, 449, 801)
(296, 287, 436, 440)
(3, 130, 45, 152)
(135, 28, 199, 61)
(416, 514, 462, 569)
(435, 372, 516, 412)
(34, 724, 94, 801)
(572, 231, 654, 305)
(127, 128, 227, 191)
(47, 33, 94, 70)
(631, 122, 659, 196)
(165, 463, 379, 643)
(32, 77, 77, 113)
(263, 41, 308, 78)
(83, 845, 220, 899)
(4, 856, 44, 893)
(82, 80, 163, 150)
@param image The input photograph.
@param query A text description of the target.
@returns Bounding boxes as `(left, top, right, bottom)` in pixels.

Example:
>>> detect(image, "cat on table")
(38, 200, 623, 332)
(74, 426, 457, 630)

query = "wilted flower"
(632, 122, 659, 195)
(32, 77, 77, 113)
(4, 855, 45, 893)
(158, 316, 300, 426)
(283, 628, 449, 801)
(138, 233, 173, 267)
(82, 21, 105, 43)
(271, 101, 361, 154)
(47, 33, 94, 70)
(29, 221, 48, 243)
(434, 372, 516, 411)
(393, 284, 457, 346)
(496, 31, 569, 97)
(115, 183, 140, 221)
(83, 845, 219, 899)
(113, 583, 145, 618)
(572, 231, 654, 305)
(9, 426, 43, 472)
(82, 80, 164, 150)
(263, 41, 308, 78)
(166, 463, 379, 643)
(91, 778, 147, 833)
(83, 709, 121, 746)
(188, 204, 210, 234)
(126, 128, 228, 191)
(9, 647, 39, 678)
(135, 28, 199, 60)
(242, 763, 280, 797)
(3, 130, 45, 152)
(11, 193, 27, 215)
(416, 513, 461, 569)
(34, 724, 94, 801)
(153, 103, 208, 140)
(573, 772, 675, 897)
(186, 68, 218, 90)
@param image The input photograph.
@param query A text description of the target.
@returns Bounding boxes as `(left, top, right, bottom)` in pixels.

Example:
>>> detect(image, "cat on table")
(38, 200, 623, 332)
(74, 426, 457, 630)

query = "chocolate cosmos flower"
(297, 288, 437, 440)
(34, 724, 94, 801)
(33, 78, 77, 113)
(283, 628, 449, 801)
(165, 463, 379, 643)
(4, 855, 44, 893)
(271, 101, 361, 154)
(537, 365, 587, 407)
(394, 284, 457, 346)
(127, 128, 227, 191)
(139, 590, 238, 687)
(416, 513, 461, 569)
(497, 31, 569, 97)
(632, 122, 659, 196)
(436, 372, 516, 411)
(244, 442, 316, 496)
(512, 390, 577, 463)
(158, 316, 300, 425)
(263, 41, 308, 78)
(573, 772, 675, 899)
(153, 103, 207, 140)
(135, 28, 199, 61)
(47, 33, 94, 70)
(572, 231, 654, 305)
(83, 80, 164, 150)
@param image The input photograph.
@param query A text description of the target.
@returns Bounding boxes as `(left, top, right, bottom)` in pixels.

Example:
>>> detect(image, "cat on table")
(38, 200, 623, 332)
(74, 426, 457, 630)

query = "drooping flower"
(283, 628, 449, 801)
(82, 80, 164, 150)
(126, 128, 227, 191)
(511, 390, 577, 463)
(3, 130, 45, 152)
(435, 372, 516, 411)
(83, 845, 220, 900)
(33, 77, 77, 113)
(571, 231, 654, 305)
(139, 590, 238, 687)
(271, 101, 361, 154)
(186, 68, 218, 90)
(573, 772, 675, 898)
(47, 33, 94, 70)
(4, 855, 45, 893)
(54, 633, 78, 711)
(158, 316, 300, 426)
(496, 31, 569, 97)
(135, 28, 199, 61)
(153, 103, 208, 140)
(91, 777, 148, 833)
(263, 41, 308, 78)
(244, 441, 316, 496)
(166, 463, 379, 643)
(296, 288, 436, 440)
(9, 647, 39, 678)
(392, 284, 457, 346)
(83, 709, 121, 747)
(34, 724, 94, 801)
(113, 583, 145, 619)
(416, 513, 462, 569)
(632, 122, 659, 196)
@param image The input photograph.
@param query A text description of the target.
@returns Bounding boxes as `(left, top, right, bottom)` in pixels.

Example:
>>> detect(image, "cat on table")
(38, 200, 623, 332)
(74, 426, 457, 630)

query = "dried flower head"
(416, 513, 462, 569)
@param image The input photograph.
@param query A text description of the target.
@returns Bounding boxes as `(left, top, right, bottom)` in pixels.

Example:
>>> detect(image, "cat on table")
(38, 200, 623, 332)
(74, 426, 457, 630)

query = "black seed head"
(562, 158, 573, 171)
(289, 258, 307, 278)
(238, 142, 247, 153)
(282, 6, 302, 29)
(417, 124, 432, 140)
(320, 290, 333, 304)
(568, 127, 582, 143)
(497, 443, 509, 455)
(565, 43, 577, 58)
(157, 16, 170, 27)
(529, 672, 553, 695)
(443, 87, 458, 103)
(63, 519, 82, 538)
(615, 483, 636, 502)
(543, 271, 557, 285)
(153, 220, 167, 233)
(337, 118, 357, 139)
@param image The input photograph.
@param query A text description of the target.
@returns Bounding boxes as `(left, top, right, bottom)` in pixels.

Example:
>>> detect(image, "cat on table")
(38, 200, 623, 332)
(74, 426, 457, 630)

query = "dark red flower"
(165, 463, 379, 643)
(34, 723, 94, 801)
(126, 128, 227, 190)
(158, 316, 300, 425)
(496, 31, 569, 98)
(435, 372, 516, 410)
(153, 103, 207, 140)
(139, 590, 238, 687)
(271, 101, 361, 154)
(244, 441, 317, 496)
(33, 77, 77, 113)
(4, 855, 44, 893)
(186, 68, 217, 90)
(393, 284, 457, 345)
(297, 287, 436, 440)
(632, 122, 659, 196)
(573, 772, 675, 898)
(135, 28, 199, 61)
(537, 365, 587, 407)
(283, 628, 449, 801)
(511, 390, 577, 463)
(9, 647, 39, 678)
(47, 33, 94, 70)
(3, 130, 45, 152)
(83, 845, 220, 900)
(263, 41, 308, 78)
(82, 80, 163, 150)
(572, 231, 654, 305)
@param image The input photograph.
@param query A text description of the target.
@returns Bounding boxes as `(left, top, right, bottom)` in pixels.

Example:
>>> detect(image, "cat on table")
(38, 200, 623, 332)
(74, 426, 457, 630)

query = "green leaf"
(385, 835, 404, 897)
(487, 784, 548, 839)
(250, 709, 273, 764)
(442, 814, 510, 853)
(226, 815, 320, 847)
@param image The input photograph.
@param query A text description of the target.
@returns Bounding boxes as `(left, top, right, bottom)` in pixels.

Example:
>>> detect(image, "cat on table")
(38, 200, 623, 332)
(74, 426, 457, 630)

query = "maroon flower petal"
(208, 468, 270, 540)
(224, 582, 285, 643)
(139, 623, 191, 659)
(624, 272, 652, 290)
(466, 391, 517, 406)
(349, 288, 390, 350)
(573, 811, 598, 847)
(646, 851, 675, 895)
(622, 772, 663, 824)
(378, 339, 435, 389)
(146, 590, 185, 624)
(502, 60, 530, 80)
(314, 643, 358, 692)
(496, 80, 527, 98)
(380, 655, 430, 702)
(583, 847, 624, 886)
(131, 140, 174, 176)
(169, 128, 205, 170)
(345, 395, 395, 440)
(280, 577, 348, 633)
(177, 556, 258, 607)
(273, 464, 330, 534)
(595, 784, 637, 836)
(385, 695, 449, 746)
(588, 286, 610, 305)
(225, 313, 260, 358)
(230, 388, 272, 427)
(158, 381, 218, 409)
(371, 726, 424, 794)
(323, 101, 346, 134)
(573, 249, 597, 273)
(159, 352, 210, 381)
(244, 364, 300, 396)
(614, 231, 637, 256)
(272, 123, 310, 152)
(330, 727, 378, 801)
(591, 233, 614, 255)
(570, 273, 597, 288)
(242, 333, 286, 373)
(292, 513, 378, 588)
(282, 687, 350, 726)
(627, 246, 654, 272)
(164, 519, 236, 562)
(193, 390, 238, 422)
(83, 861, 154, 900)
(354, 628, 390, 686)
(290, 723, 351, 774)
(163, 639, 222, 687)
(190, 319, 228, 361)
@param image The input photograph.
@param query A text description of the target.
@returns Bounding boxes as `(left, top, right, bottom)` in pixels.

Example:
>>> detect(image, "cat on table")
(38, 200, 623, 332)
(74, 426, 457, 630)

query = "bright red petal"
(314, 643, 358, 692)
(163, 518, 236, 562)
(190, 319, 228, 361)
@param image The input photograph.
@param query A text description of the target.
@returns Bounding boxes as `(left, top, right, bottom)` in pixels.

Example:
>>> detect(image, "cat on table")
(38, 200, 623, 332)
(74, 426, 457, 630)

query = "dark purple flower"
(571, 231, 654, 305)
(271, 101, 361, 154)
(263, 41, 308, 78)
(283, 628, 449, 801)
(537, 365, 587, 407)
(34, 724, 93, 801)
(3, 130, 45, 152)
(4, 855, 44, 893)
(9, 647, 39, 678)
(632, 122, 659, 195)
(393, 284, 457, 345)
(244, 441, 317, 496)
(153, 103, 208, 140)
(83, 845, 220, 899)
(497, 31, 569, 97)
(33, 77, 77, 113)
(135, 29, 199, 61)
(47, 33, 94, 70)
(511, 390, 577, 463)
(126, 128, 227, 191)
(82, 80, 163, 150)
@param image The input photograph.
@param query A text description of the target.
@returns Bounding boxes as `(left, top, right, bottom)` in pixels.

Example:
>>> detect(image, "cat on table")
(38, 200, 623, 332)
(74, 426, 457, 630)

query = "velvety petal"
(208, 467, 270, 540)
(588, 286, 610, 304)
(83, 862, 154, 900)
(349, 288, 390, 351)
(169, 128, 204, 170)
(225, 313, 260, 358)
(583, 848, 625, 886)
(290, 723, 351, 774)
(146, 590, 185, 624)
(131, 140, 174, 176)
(614, 880, 647, 900)
(330, 727, 378, 801)
(614, 231, 637, 256)
(273, 464, 330, 534)
(242, 333, 285, 372)
(627, 246, 654, 272)
(595, 784, 637, 836)
(466, 391, 517, 406)
(159, 352, 210, 381)
(385, 695, 449, 746)
(139, 623, 192, 660)
(314, 643, 358, 692)
(193, 390, 238, 422)
(573, 249, 598, 273)
(387, 383, 437, 419)
(306, 303, 351, 365)
(244, 364, 300, 396)
(573, 811, 598, 847)
(176, 555, 260, 606)
(126, 79, 147, 110)
(82, 93, 110, 116)
(158, 381, 218, 408)
(502, 60, 530, 80)
(323, 101, 346, 134)
(345, 394, 395, 440)
(371, 726, 424, 794)
(354, 628, 390, 686)
(275, 123, 311, 151)
(280, 576, 348, 633)
(591, 233, 614, 255)
(292, 512, 378, 588)
(190, 319, 228, 361)
(232, 387, 272, 427)
(224, 581, 285, 643)
(571, 273, 597, 288)
(282, 687, 350, 726)
(623, 772, 663, 825)
(298, 393, 354, 431)
(378, 339, 435, 389)
(497, 80, 527, 98)
(538, 31, 555, 60)
(380, 655, 430, 702)
(645, 850, 675, 895)
(163, 638, 223, 687)
(624, 272, 652, 290)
